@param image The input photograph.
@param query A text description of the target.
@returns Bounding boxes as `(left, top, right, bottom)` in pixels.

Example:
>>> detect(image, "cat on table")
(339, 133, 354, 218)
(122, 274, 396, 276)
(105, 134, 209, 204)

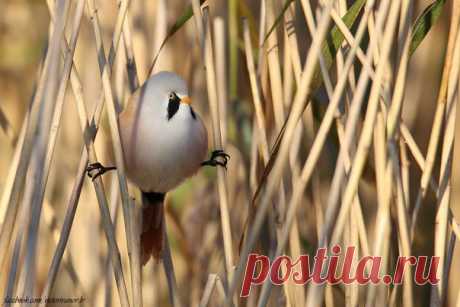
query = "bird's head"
(146, 71, 195, 121)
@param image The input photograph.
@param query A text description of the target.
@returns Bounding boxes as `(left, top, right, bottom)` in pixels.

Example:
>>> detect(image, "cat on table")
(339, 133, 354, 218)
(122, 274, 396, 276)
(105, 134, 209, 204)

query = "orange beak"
(181, 96, 192, 105)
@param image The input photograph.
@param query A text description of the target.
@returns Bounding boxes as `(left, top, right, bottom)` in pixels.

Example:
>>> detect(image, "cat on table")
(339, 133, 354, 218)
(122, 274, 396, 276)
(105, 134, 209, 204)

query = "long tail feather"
(140, 191, 165, 265)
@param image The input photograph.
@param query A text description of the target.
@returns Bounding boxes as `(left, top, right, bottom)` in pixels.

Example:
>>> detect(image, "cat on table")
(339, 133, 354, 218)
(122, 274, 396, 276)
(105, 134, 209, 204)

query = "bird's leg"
(86, 162, 117, 181)
(201, 150, 230, 169)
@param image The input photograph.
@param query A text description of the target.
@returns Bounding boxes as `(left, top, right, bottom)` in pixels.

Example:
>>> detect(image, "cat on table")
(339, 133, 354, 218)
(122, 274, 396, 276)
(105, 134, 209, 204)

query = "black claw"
(86, 162, 116, 181)
(201, 150, 230, 169)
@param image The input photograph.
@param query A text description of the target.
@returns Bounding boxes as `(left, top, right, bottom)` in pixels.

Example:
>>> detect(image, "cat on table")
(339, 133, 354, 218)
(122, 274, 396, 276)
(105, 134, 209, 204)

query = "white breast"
(120, 97, 208, 193)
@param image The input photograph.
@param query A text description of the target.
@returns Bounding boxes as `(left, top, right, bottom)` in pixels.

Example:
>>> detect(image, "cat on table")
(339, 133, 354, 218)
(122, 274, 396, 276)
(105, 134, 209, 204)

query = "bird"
(86, 71, 229, 265)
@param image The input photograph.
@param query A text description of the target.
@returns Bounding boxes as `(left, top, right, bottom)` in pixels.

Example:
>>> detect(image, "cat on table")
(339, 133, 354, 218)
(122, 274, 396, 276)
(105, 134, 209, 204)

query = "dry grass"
(1, 0, 460, 306)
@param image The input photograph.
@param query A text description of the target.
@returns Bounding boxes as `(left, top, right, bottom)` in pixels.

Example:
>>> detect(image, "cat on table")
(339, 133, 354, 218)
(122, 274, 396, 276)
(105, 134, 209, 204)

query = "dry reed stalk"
(227, 1, 336, 304)
(191, 1, 204, 54)
(70, 70, 131, 305)
(43, 204, 83, 292)
(451, 0, 460, 278)
(333, 118, 364, 304)
(282, 8, 307, 306)
(400, 125, 423, 170)
(398, 126, 439, 197)
(282, 2, 307, 189)
(202, 5, 234, 285)
(286, 220, 304, 306)
(77, 94, 130, 307)
(199, 274, 226, 307)
(85, 0, 142, 306)
(151, 0, 167, 76)
(37, 0, 142, 304)
(191, 2, 234, 287)
(444, 231, 456, 303)
(4, 230, 23, 307)
(394, 158, 413, 307)
(334, 120, 370, 256)
(246, 15, 297, 306)
(382, 1, 414, 305)
(282, 9, 327, 304)
(214, 18, 228, 146)
(345, 211, 359, 306)
(432, 15, 460, 306)
(333, 4, 364, 300)
(339, 3, 412, 304)
(161, 223, 183, 307)
(40, 57, 125, 307)
(39, 149, 87, 306)
(254, 1, 374, 303)
(122, 12, 140, 92)
(261, 2, 289, 245)
(11, 0, 70, 298)
(283, 25, 294, 112)
(366, 110, 391, 306)
(228, 0, 238, 101)
(115, 37, 128, 108)
(265, 0, 286, 128)
(264, 6, 302, 306)
(0, 110, 28, 276)
(301, 3, 367, 305)
(47, 20, 132, 307)
(0, 45, 43, 228)
(328, 0, 399, 245)
(411, 0, 460, 253)
(256, 0, 266, 75)
(0, 0, 66, 285)
(19, 0, 84, 297)
(284, 3, 302, 83)
(400, 140, 411, 206)
(306, 0, 392, 304)
(243, 19, 273, 256)
(104, 177, 122, 307)
(249, 121, 259, 193)
(324, 6, 442, 198)
(328, 10, 375, 80)
(4, 155, 38, 303)
(243, 20, 269, 164)
(116, 16, 142, 301)
(300, 0, 334, 97)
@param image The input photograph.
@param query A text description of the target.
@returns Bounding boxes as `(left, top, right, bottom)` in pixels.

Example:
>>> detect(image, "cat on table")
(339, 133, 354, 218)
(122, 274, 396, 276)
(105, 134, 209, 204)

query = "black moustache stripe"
(190, 107, 196, 119)
(167, 93, 180, 120)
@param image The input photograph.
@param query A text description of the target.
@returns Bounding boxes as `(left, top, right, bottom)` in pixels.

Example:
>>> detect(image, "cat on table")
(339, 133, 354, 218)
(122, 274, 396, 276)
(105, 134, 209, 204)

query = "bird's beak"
(181, 96, 192, 105)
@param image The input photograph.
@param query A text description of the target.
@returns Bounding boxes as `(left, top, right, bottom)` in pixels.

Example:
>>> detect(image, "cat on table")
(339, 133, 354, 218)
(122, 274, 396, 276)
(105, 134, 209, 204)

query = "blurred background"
(0, 0, 459, 306)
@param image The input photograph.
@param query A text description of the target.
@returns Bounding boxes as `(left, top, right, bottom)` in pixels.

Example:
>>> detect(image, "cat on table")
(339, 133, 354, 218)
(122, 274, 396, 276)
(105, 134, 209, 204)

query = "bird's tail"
(140, 191, 165, 265)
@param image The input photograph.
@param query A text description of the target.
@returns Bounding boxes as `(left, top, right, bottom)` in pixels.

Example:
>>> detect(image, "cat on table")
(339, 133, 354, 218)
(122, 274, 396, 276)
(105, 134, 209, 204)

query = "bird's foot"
(86, 162, 117, 181)
(201, 150, 230, 169)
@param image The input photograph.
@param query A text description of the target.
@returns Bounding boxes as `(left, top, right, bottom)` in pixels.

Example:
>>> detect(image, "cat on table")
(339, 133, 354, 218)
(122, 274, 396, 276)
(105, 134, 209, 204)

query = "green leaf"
(315, 0, 365, 87)
(262, 0, 295, 45)
(409, 0, 447, 55)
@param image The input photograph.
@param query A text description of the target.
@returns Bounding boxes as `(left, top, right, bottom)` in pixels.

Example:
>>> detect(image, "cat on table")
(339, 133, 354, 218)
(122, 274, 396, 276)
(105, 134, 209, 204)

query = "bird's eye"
(168, 92, 176, 101)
